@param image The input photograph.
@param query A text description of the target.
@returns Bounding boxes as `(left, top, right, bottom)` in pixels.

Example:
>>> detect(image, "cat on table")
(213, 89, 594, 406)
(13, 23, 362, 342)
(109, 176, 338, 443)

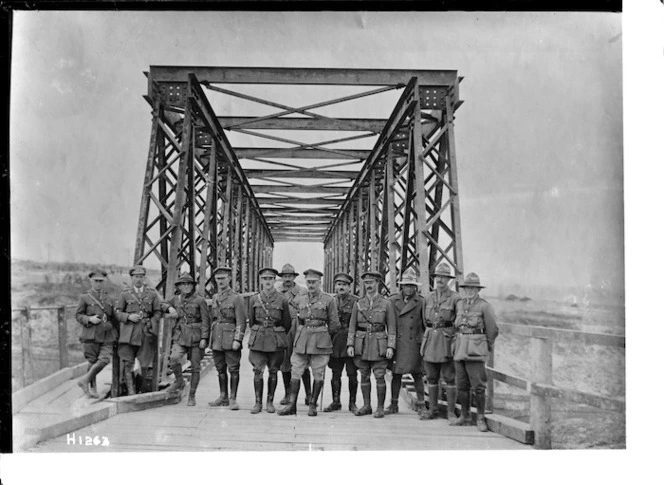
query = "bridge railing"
(11, 305, 84, 391)
(486, 322, 625, 449)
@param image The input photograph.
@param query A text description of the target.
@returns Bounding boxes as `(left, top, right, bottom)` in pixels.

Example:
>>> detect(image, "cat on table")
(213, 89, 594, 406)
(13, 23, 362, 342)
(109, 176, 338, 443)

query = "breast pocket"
(373, 309, 386, 324)
(220, 305, 236, 321)
(312, 303, 327, 320)
(438, 308, 454, 322)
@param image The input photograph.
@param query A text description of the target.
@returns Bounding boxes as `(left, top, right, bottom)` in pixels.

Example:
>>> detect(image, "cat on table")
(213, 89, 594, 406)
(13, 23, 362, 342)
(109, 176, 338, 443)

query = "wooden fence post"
(486, 348, 494, 413)
(21, 306, 34, 387)
(530, 336, 553, 449)
(57, 306, 69, 369)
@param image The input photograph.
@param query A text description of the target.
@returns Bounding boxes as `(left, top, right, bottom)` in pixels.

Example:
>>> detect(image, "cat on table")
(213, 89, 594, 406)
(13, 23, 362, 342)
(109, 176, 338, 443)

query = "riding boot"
(88, 361, 100, 398)
(279, 371, 292, 405)
(450, 390, 473, 426)
(384, 374, 401, 415)
(446, 386, 461, 425)
(140, 367, 153, 393)
(77, 361, 106, 398)
(266, 373, 278, 413)
(166, 362, 185, 393)
(208, 373, 229, 407)
(250, 378, 264, 414)
(355, 381, 373, 416)
(302, 369, 312, 405)
(187, 372, 200, 406)
(309, 380, 324, 416)
(420, 384, 439, 420)
(414, 374, 426, 414)
(348, 375, 359, 413)
(475, 390, 488, 432)
(229, 373, 240, 410)
(374, 380, 387, 418)
(277, 379, 300, 415)
(124, 362, 136, 396)
(324, 377, 342, 412)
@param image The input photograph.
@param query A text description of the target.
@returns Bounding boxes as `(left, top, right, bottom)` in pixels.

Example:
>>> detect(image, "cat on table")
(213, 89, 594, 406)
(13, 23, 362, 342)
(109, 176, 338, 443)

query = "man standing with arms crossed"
(163, 274, 211, 406)
(347, 271, 397, 418)
(323, 272, 359, 413)
(275, 263, 311, 406)
(420, 262, 463, 422)
(248, 267, 292, 414)
(452, 272, 499, 432)
(115, 265, 165, 395)
(278, 269, 339, 416)
(208, 267, 247, 411)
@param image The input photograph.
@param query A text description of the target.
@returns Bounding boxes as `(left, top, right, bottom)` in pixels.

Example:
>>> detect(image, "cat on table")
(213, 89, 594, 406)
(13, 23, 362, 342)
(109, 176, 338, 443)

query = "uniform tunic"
(76, 290, 117, 344)
(347, 294, 397, 362)
(452, 296, 499, 362)
(114, 287, 163, 347)
(248, 289, 292, 352)
(292, 290, 340, 355)
(210, 289, 247, 351)
(275, 282, 307, 372)
(331, 294, 358, 358)
(166, 292, 211, 347)
(388, 291, 425, 375)
(421, 288, 463, 363)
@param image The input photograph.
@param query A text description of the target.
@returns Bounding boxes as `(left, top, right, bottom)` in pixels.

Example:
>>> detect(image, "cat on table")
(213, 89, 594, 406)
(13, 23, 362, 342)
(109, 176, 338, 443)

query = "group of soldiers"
(75, 261, 498, 431)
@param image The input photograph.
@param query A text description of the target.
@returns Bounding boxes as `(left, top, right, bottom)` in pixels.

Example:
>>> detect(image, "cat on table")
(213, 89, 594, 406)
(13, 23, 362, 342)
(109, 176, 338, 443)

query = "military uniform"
(75, 269, 117, 398)
(420, 264, 463, 421)
(279, 269, 339, 416)
(208, 275, 247, 410)
(163, 274, 211, 406)
(387, 273, 426, 415)
(114, 266, 163, 395)
(275, 263, 310, 406)
(452, 272, 499, 431)
(347, 272, 397, 418)
(248, 268, 292, 414)
(323, 272, 359, 412)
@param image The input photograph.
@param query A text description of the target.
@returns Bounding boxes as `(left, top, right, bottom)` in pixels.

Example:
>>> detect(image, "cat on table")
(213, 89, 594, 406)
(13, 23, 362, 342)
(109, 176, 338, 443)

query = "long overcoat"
(388, 291, 425, 374)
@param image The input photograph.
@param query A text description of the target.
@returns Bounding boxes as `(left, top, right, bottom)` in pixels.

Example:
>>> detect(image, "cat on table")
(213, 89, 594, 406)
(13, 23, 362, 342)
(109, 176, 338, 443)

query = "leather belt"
(303, 319, 327, 327)
(358, 324, 385, 332)
(255, 320, 275, 327)
(426, 322, 454, 329)
(459, 327, 485, 335)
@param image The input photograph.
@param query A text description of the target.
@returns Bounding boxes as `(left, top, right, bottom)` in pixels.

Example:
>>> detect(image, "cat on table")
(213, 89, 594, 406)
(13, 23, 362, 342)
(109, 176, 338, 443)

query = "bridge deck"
(28, 353, 529, 452)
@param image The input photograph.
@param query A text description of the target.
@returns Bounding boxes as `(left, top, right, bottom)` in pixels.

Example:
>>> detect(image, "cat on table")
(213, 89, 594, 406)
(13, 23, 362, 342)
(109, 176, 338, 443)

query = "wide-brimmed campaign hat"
(458, 272, 485, 289)
(398, 267, 422, 286)
(278, 263, 299, 277)
(432, 262, 454, 278)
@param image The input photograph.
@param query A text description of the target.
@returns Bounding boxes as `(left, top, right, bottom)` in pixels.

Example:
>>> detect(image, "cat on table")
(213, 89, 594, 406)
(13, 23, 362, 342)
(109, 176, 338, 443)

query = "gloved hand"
(88, 315, 102, 325)
(386, 347, 394, 359)
(232, 340, 241, 351)
(199, 339, 208, 349)
(347, 346, 354, 358)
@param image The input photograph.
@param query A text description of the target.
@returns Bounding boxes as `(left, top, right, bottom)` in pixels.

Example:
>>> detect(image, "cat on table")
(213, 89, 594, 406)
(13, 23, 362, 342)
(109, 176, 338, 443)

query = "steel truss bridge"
(133, 66, 464, 392)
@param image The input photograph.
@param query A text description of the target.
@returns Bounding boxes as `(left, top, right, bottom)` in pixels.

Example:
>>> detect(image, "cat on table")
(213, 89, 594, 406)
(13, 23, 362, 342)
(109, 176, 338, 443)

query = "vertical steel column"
(412, 81, 430, 296)
(242, 199, 250, 292)
(198, 141, 218, 294)
(369, 172, 377, 271)
(385, 151, 398, 293)
(445, 85, 464, 282)
(232, 188, 243, 289)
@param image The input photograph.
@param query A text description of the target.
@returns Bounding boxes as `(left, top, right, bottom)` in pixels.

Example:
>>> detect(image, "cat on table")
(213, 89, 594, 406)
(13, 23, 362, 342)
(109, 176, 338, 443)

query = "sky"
(10, 10, 624, 294)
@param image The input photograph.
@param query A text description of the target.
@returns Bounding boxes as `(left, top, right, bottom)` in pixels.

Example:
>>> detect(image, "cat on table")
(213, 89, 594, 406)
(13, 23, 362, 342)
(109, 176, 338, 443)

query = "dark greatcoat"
(388, 291, 425, 375)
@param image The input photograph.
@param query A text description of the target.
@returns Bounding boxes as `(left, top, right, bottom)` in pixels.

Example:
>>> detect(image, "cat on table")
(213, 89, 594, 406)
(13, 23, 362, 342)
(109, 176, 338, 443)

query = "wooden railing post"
(486, 348, 494, 413)
(57, 306, 69, 369)
(530, 336, 553, 449)
(21, 306, 34, 387)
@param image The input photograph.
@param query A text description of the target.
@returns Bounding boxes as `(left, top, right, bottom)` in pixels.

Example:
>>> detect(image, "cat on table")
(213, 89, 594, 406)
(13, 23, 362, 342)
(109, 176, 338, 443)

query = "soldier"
(75, 269, 117, 398)
(323, 272, 359, 413)
(278, 269, 340, 416)
(163, 274, 211, 406)
(452, 272, 499, 432)
(247, 267, 292, 414)
(386, 267, 426, 415)
(275, 263, 311, 406)
(114, 265, 165, 395)
(347, 271, 397, 418)
(420, 262, 463, 422)
(208, 267, 247, 410)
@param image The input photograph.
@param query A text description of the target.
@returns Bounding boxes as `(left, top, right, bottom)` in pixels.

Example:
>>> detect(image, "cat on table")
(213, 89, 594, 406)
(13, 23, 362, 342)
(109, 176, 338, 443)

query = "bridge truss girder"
(323, 77, 464, 296)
